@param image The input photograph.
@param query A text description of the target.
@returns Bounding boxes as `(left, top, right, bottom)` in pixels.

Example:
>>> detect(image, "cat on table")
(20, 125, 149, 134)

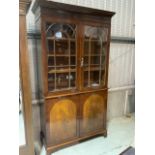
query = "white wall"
(109, 43, 135, 87)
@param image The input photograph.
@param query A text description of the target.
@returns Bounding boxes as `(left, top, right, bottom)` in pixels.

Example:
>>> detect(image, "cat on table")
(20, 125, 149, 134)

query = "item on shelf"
(91, 83, 99, 87)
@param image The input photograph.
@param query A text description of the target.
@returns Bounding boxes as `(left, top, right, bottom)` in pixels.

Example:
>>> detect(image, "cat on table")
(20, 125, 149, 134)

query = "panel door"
(46, 95, 79, 145)
(80, 91, 107, 136)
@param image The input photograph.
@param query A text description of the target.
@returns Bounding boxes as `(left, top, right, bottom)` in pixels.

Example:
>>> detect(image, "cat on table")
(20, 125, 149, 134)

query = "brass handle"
(81, 57, 84, 67)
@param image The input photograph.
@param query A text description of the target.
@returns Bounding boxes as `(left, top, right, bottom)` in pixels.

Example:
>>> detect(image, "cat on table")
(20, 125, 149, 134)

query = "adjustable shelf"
(48, 54, 76, 57)
(48, 68, 76, 74)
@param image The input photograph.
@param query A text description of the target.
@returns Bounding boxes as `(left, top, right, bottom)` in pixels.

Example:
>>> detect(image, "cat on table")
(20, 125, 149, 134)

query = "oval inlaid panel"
(81, 94, 104, 134)
(50, 99, 77, 144)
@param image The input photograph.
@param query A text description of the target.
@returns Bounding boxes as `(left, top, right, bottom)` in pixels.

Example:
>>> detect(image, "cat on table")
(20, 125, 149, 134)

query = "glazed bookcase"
(32, 0, 115, 154)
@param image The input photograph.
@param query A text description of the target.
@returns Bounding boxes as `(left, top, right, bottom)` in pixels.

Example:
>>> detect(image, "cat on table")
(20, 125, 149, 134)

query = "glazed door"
(44, 22, 78, 93)
(80, 91, 107, 136)
(46, 95, 80, 145)
(81, 25, 109, 90)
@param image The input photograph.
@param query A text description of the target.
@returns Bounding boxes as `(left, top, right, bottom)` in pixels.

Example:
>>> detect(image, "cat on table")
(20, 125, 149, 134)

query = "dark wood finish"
(19, 1, 34, 155)
(45, 95, 80, 146)
(32, 0, 115, 18)
(80, 90, 107, 136)
(32, 1, 115, 154)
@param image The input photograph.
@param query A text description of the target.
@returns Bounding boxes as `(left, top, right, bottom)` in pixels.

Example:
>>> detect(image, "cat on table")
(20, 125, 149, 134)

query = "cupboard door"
(45, 23, 77, 92)
(82, 25, 109, 89)
(46, 95, 79, 145)
(80, 91, 107, 136)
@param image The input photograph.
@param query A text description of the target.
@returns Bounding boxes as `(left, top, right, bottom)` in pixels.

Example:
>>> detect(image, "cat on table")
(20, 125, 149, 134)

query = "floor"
(40, 114, 135, 155)
(19, 112, 25, 146)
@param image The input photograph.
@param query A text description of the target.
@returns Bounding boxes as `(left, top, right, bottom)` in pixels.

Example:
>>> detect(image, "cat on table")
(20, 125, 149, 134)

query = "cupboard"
(32, 0, 115, 154)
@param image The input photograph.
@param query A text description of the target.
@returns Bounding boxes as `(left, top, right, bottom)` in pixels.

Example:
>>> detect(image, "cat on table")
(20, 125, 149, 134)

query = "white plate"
(91, 83, 99, 87)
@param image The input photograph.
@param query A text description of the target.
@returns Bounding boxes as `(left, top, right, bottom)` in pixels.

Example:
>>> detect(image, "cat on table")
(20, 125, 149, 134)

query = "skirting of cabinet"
(44, 129, 107, 155)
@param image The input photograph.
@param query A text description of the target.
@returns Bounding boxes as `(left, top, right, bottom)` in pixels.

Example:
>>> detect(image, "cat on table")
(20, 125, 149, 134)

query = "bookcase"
(32, 1, 115, 154)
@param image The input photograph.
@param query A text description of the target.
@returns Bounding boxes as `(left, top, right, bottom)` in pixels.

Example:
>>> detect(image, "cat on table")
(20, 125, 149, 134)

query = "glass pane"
(56, 57, 69, 66)
(70, 72, 76, 87)
(91, 56, 100, 65)
(84, 41, 89, 55)
(84, 71, 88, 87)
(71, 41, 76, 55)
(48, 73, 55, 91)
(46, 23, 77, 92)
(90, 71, 100, 87)
(55, 40, 68, 55)
(84, 56, 89, 66)
(101, 70, 105, 86)
(56, 73, 69, 89)
(48, 56, 54, 66)
(83, 25, 108, 88)
(71, 56, 76, 65)
(47, 40, 54, 54)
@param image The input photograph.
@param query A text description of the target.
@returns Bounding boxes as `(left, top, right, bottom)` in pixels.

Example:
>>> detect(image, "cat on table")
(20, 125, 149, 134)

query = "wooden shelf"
(47, 37, 75, 41)
(84, 64, 103, 67)
(84, 64, 101, 66)
(48, 79, 54, 82)
(84, 39, 107, 43)
(90, 64, 101, 66)
(84, 38, 98, 41)
(84, 54, 101, 56)
(48, 65, 76, 68)
(48, 68, 76, 74)
(48, 87, 76, 92)
(84, 67, 104, 71)
(48, 54, 76, 57)
(84, 54, 106, 56)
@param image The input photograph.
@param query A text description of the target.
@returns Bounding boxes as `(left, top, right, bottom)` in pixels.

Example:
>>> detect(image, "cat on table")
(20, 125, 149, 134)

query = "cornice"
(19, 0, 31, 15)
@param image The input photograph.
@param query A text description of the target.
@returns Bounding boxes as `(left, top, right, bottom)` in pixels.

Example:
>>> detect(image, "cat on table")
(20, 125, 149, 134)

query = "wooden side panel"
(19, 1, 34, 155)
(80, 91, 107, 136)
(46, 96, 79, 145)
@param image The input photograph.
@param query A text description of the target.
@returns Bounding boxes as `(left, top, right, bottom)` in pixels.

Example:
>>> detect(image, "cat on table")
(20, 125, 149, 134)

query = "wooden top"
(32, 0, 115, 17)
(19, 0, 31, 14)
